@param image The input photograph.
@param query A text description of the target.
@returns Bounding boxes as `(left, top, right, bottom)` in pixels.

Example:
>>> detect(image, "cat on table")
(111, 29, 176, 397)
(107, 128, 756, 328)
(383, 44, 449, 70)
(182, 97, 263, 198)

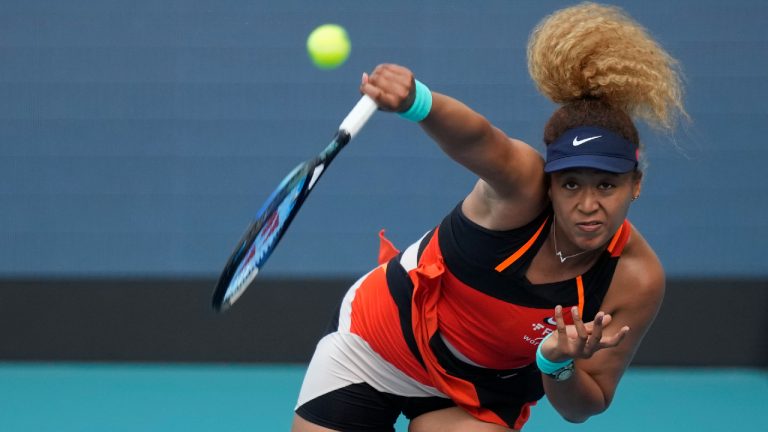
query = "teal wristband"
(399, 79, 432, 122)
(536, 333, 573, 374)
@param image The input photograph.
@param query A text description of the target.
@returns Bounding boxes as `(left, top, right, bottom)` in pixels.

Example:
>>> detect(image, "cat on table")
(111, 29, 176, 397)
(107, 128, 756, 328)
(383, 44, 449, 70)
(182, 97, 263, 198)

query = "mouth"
(576, 221, 603, 233)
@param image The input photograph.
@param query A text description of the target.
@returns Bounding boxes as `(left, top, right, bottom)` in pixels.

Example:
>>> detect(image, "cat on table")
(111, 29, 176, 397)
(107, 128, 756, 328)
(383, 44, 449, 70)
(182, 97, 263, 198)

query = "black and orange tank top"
(432, 202, 630, 369)
(374, 201, 631, 428)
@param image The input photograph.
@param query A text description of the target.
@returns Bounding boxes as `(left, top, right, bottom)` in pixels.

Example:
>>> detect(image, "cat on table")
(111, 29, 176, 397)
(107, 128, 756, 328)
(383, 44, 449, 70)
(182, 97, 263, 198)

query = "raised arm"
(361, 64, 548, 230)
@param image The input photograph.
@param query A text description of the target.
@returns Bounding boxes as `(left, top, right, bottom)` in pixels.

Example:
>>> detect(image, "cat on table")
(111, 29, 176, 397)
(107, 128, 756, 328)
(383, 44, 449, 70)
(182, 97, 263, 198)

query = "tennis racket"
(212, 95, 378, 312)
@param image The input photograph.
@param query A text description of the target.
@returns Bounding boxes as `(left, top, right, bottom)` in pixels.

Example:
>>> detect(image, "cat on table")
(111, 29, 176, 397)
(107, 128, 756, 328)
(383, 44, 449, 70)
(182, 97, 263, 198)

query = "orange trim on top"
(608, 220, 632, 257)
(494, 217, 549, 272)
(606, 224, 623, 253)
(576, 275, 585, 317)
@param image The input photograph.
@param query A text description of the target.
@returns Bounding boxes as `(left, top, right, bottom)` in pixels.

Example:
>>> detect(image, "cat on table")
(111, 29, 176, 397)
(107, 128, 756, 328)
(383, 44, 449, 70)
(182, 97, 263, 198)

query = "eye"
(597, 182, 616, 190)
(563, 181, 578, 190)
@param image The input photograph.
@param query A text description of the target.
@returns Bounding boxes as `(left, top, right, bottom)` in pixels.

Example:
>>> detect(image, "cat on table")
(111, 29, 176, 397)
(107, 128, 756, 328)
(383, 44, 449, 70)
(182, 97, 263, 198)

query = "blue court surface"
(0, 363, 764, 431)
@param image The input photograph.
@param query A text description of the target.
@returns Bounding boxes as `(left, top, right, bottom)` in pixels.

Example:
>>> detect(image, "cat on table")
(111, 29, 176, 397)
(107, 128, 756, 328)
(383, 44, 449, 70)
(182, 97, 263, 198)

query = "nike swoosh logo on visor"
(572, 135, 602, 146)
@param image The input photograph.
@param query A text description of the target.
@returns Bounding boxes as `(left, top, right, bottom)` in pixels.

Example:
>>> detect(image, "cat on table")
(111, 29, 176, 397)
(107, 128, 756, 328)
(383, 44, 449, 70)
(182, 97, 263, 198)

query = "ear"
(632, 170, 643, 199)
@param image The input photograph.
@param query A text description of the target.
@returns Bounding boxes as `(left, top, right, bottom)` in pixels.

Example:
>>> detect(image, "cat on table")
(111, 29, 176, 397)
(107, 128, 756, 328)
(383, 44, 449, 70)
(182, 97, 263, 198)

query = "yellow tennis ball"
(307, 24, 351, 70)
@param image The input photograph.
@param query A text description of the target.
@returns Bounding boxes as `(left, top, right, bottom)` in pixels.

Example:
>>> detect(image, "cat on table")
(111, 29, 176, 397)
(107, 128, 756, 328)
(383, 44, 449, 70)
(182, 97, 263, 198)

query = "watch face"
(555, 367, 574, 381)
(550, 362, 575, 381)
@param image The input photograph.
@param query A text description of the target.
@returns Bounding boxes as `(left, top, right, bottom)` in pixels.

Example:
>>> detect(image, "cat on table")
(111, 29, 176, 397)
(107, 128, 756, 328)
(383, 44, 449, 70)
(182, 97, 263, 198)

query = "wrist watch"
(545, 362, 575, 382)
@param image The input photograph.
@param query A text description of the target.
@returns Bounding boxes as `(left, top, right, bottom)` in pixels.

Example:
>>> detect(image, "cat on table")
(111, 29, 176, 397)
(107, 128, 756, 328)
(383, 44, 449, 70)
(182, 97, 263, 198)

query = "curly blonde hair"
(527, 2, 686, 131)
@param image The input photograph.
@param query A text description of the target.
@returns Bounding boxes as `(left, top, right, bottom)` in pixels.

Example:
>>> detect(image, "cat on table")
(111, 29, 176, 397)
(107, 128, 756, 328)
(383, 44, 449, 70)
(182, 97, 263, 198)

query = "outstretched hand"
(360, 64, 416, 113)
(540, 305, 631, 363)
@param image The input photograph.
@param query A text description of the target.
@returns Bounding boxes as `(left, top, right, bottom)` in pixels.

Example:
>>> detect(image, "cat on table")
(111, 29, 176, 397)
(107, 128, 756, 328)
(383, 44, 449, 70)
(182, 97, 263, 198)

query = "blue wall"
(0, 0, 766, 278)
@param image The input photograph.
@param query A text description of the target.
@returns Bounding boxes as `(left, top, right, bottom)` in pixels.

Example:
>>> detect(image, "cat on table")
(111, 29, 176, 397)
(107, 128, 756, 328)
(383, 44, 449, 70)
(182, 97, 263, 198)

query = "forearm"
(542, 365, 610, 423)
(362, 65, 520, 183)
(419, 92, 502, 168)
(362, 65, 540, 198)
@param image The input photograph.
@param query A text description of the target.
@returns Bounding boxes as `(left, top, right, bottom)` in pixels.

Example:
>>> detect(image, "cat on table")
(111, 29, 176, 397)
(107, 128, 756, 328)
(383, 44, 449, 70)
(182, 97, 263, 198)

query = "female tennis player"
(293, 3, 686, 431)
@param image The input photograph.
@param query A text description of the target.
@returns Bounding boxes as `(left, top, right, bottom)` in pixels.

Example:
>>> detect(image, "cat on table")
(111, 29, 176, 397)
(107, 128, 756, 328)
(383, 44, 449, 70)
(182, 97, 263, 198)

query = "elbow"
(547, 372, 617, 423)
(562, 415, 589, 424)
(560, 409, 602, 424)
(561, 411, 596, 424)
(559, 399, 610, 424)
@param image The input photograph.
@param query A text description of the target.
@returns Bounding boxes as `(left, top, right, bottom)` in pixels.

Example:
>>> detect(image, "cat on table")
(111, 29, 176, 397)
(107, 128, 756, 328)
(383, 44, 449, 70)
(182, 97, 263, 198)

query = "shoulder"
(462, 138, 548, 231)
(605, 223, 665, 314)
(620, 224, 665, 289)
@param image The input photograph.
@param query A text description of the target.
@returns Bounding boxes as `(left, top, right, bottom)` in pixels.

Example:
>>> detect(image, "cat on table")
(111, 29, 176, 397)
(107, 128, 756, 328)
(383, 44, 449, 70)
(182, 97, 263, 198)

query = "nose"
(577, 189, 599, 214)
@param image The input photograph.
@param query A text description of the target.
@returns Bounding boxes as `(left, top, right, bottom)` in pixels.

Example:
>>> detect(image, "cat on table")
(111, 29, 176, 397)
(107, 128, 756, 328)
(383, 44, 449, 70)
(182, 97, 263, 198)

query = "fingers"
(359, 64, 415, 112)
(586, 312, 630, 351)
(599, 325, 631, 348)
(554, 305, 568, 340)
(571, 306, 589, 352)
(360, 81, 386, 106)
(545, 305, 570, 362)
(554, 306, 631, 359)
(584, 312, 605, 353)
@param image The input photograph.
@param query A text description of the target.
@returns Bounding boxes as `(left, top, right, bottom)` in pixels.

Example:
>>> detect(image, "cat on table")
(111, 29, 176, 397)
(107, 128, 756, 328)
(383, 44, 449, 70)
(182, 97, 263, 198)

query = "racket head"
(211, 161, 312, 311)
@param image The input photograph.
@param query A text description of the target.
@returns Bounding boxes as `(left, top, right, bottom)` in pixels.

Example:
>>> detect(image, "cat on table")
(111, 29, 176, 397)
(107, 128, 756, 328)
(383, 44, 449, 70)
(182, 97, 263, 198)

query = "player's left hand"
(540, 305, 630, 362)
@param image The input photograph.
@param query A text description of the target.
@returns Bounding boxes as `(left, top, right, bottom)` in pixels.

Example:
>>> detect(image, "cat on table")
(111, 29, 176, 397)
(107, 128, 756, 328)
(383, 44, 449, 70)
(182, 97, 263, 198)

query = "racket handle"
(339, 95, 378, 139)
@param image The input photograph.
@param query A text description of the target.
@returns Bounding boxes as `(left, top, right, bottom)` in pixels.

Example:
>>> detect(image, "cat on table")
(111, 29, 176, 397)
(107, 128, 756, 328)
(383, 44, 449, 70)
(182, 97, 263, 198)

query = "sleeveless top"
(367, 202, 631, 428)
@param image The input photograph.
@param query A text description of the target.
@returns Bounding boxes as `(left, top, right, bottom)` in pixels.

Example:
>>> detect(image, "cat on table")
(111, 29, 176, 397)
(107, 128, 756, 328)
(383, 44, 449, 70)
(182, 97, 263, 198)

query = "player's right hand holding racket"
(360, 64, 419, 114)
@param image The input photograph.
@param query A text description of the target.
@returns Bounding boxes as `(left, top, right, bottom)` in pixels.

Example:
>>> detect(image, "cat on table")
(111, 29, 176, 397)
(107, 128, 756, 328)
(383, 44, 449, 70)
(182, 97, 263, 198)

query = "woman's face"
(549, 168, 642, 252)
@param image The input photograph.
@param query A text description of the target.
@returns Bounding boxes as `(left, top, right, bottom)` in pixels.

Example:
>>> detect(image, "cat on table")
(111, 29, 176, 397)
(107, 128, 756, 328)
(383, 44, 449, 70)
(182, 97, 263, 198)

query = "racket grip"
(339, 95, 378, 139)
